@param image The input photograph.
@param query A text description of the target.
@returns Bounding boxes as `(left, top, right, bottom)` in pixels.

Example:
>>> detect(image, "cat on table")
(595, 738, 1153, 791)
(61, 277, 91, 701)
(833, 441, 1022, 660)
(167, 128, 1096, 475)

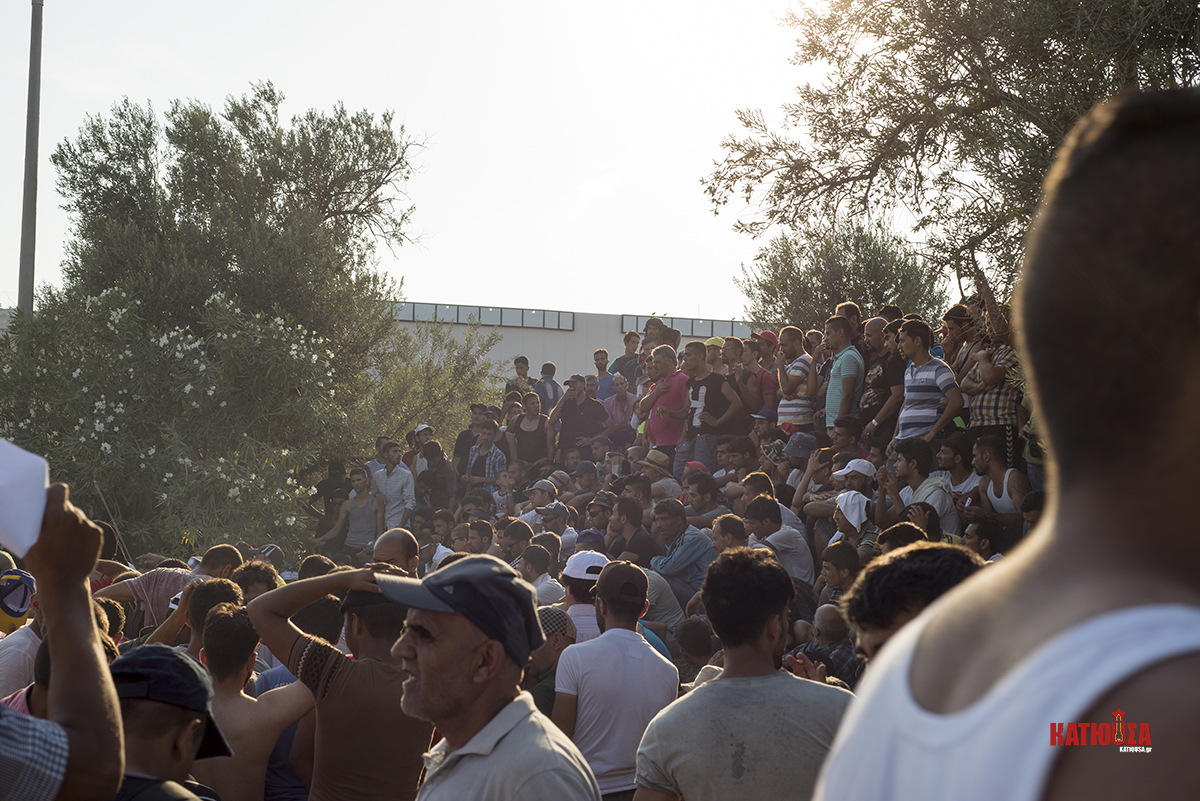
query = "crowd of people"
(1, 88, 1197, 800)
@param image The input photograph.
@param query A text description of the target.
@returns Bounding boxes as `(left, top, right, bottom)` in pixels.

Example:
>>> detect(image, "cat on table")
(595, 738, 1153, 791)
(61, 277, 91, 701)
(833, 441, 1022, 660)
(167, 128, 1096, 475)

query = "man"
(525, 606, 576, 718)
(95, 543, 244, 628)
(409, 424, 437, 477)
(500, 520, 535, 565)
(534, 362, 565, 413)
(452, 404, 486, 476)
(751, 330, 778, 370)
(830, 416, 866, 458)
(681, 470, 730, 530)
(942, 304, 979, 388)
(248, 558, 434, 801)
(1, 485, 124, 801)
(465, 420, 509, 491)
(875, 437, 960, 535)
(517, 478, 558, 529)
(811, 316, 859, 434)
(600, 374, 636, 449)
(373, 440, 416, 529)
(605, 496, 665, 568)
(551, 375, 610, 458)
(573, 529, 607, 553)
(634, 548, 853, 801)
(145, 577, 243, 661)
(506, 356, 537, 399)
(610, 332, 642, 382)
(634, 345, 689, 464)
(559, 551, 608, 643)
(0, 571, 41, 697)
(787, 604, 863, 689)
(586, 490, 617, 541)
(960, 435, 1031, 539)
(564, 461, 602, 509)
(648, 500, 718, 609)
(859, 317, 905, 443)
(518, 544, 565, 604)
(374, 527, 423, 575)
(960, 519, 1014, 563)
(466, 520, 494, 556)
(703, 337, 728, 375)
(314, 467, 384, 558)
(932, 432, 981, 514)
(592, 349, 615, 400)
(536, 501, 577, 565)
(554, 562, 678, 800)
(739, 338, 777, 414)
(192, 604, 315, 801)
(381, 556, 602, 800)
(745, 495, 815, 586)
(419, 441, 458, 512)
(683, 513, 764, 616)
(774, 326, 816, 433)
(109, 645, 232, 801)
(962, 307, 1023, 467)
(674, 341, 744, 477)
(893, 319, 964, 445)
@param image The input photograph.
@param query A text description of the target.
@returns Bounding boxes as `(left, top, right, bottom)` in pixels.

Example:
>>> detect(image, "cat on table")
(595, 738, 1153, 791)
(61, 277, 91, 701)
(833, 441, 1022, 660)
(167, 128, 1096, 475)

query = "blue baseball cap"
(377, 555, 545, 666)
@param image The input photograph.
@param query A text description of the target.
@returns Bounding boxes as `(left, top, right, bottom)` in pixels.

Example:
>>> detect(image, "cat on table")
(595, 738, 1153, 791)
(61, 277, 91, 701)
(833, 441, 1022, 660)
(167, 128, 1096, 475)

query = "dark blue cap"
(377, 555, 545, 666)
(575, 528, 606, 545)
(109, 644, 232, 758)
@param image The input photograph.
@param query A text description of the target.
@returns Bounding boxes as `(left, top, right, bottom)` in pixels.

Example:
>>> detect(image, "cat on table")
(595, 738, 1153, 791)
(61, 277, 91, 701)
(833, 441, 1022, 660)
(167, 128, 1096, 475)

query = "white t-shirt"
(567, 603, 601, 643)
(752, 525, 814, 585)
(637, 671, 852, 801)
(899, 482, 961, 538)
(533, 573, 566, 605)
(556, 628, 679, 794)
(0, 624, 40, 697)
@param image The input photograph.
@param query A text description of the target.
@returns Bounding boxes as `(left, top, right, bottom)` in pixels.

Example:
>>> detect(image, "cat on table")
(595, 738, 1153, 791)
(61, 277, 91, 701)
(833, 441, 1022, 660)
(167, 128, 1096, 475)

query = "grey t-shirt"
(636, 672, 853, 801)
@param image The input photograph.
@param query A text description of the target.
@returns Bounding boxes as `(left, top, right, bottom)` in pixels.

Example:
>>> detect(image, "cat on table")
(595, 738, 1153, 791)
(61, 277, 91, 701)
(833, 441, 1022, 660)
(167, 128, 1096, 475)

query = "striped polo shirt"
(895, 357, 957, 440)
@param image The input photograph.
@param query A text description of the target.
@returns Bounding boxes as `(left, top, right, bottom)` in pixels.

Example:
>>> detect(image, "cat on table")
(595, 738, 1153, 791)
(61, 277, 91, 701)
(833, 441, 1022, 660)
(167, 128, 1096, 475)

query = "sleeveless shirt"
(987, 468, 1019, 515)
(814, 603, 1200, 801)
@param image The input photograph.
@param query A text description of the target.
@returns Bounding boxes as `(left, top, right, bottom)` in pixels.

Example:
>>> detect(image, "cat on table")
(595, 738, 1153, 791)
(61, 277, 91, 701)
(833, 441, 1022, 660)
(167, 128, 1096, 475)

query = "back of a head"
(741, 472, 774, 498)
(200, 544, 244, 573)
(202, 603, 259, 682)
(701, 548, 795, 648)
(877, 522, 929, 553)
(189, 579, 243, 632)
(231, 560, 280, 596)
(299, 554, 337, 581)
(531, 532, 561, 568)
(1020, 89, 1200, 479)
(291, 595, 343, 644)
(341, 591, 408, 642)
(520, 544, 551, 576)
(94, 597, 126, 641)
(745, 495, 782, 525)
(842, 542, 985, 631)
(675, 617, 714, 658)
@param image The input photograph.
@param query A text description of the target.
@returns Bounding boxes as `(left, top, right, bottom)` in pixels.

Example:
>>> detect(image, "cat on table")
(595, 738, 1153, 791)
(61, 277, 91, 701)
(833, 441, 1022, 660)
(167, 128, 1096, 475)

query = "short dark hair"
(969, 518, 1016, 556)
(728, 436, 756, 458)
(623, 474, 652, 501)
(675, 617, 714, 658)
(843, 542, 985, 630)
(824, 316, 853, 339)
(594, 348, 609, 359)
(701, 548, 795, 647)
(200, 544, 243, 572)
(878, 304, 903, 322)
(203, 603, 259, 682)
(188, 579, 243, 632)
(520, 544, 552, 575)
(973, 435, 1007, 466)
(894, 438, 934, 477)
(343, 592, 410, 640)
(876, 521, 928, 551)
(540, 362, 556, 376)
(349, 467, 367, 480)
(503, 520, 534, 544)
(712, 513, 746, 542)
(651, 344, 678, 365)
(900, 319, 933, 349)
(515, 355, 529, 367)
(836, 301, 861, 321)
(231, 561, 280, 596)
(624, 330, 641, 344)
(938, 431, 973, 468)
(563, 576, 596, 604)
(291, 595, 343, 644)
(683, 470, 719, 503)
(900, 502, 941, 539)
(653, 499, 687, 523)
(745, 495, 782, 525)
(821, 541, 861, 578)
(298, 554, 336, 581)
(833, 416, 862, 440)
(1020, 490, 1045, 514)
(741, 472, 774, 498)
(614, 496, 644, 528)
(480, 419, 500, 434)
(421, 440, 445, 460)
(532, 532, 561, 568)
(94, 597, 126, 640)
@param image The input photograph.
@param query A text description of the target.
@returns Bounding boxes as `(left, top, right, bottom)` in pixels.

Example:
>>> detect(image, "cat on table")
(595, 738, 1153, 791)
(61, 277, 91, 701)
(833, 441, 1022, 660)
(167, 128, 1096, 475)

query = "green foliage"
(705, 0, 1200, 299)
(0, 287, 332, 555)
(738, 220, 946, 331)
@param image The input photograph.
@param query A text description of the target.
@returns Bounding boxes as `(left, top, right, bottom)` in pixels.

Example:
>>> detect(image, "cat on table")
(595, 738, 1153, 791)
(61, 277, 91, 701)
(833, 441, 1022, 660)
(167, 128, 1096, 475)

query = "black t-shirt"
(609, 525, 665, 569)
(611, 354, 640, 381)
(686, 372, 734, 438)
(453, 428, 477, 473)
(859, 352, 905, 429)
(558, 397, 609, 448)
(112, 776, 201, 801)
(722, 373, 753, 435)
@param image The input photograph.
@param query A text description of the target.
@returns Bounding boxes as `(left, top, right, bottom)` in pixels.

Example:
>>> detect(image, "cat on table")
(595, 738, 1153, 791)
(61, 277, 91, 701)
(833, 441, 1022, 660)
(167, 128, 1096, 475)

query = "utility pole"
(18, 0, 45, 319)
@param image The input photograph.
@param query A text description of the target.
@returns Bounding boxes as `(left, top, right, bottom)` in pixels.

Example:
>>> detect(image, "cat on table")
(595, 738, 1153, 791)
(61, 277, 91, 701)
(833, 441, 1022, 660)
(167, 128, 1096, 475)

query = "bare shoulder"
(1042, 651, 1200, 799)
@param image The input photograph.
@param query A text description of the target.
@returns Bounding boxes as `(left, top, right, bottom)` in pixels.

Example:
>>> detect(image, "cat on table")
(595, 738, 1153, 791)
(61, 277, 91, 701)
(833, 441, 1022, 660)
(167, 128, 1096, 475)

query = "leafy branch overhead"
(705, 0, 1200, 297)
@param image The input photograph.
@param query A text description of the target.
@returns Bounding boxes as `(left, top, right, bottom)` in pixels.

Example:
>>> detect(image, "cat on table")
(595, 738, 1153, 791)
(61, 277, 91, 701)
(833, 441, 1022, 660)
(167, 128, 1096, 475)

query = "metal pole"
(17, 0, 44, 319)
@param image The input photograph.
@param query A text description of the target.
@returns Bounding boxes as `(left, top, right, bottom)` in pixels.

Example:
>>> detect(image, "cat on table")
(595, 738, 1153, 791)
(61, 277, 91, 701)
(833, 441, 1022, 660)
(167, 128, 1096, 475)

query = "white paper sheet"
(0, 439, 49, 558)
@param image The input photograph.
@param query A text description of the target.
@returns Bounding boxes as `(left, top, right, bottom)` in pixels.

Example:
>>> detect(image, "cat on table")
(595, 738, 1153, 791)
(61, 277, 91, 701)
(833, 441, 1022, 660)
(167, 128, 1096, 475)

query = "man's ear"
(472, 640, 507, 685)
(199, 649, 208, 668)
(174, 717, 204, 761)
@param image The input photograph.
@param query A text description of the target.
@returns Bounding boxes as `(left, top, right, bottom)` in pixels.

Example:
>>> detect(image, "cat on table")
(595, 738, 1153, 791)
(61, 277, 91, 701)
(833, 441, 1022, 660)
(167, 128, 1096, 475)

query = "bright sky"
(0, 1, 815, 323)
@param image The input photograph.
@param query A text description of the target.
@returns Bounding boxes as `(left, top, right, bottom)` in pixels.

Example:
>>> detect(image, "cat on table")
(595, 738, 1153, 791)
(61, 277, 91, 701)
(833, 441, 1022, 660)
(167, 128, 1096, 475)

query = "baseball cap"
(415, 423, 434, 435)
(485, 405, 503, 417)
(589, 490, 618, 511)
(535, 501, 570, 519)
(470, 402, 487, 412)
(783, 431, 817, 460)
(596, 561, 648, 605)
(704, 337, 725, 348)
(547, 471, 571, 490)
(537, 606, 577, 640)
(529, 479, 558, 496)
(572, 461, 597, 477)
(562, 550, 609, 581)
(565, 373, 587, 387)
(109, 644, 232, 759)
(0, 569, 35, 635)
(833, 458, 876, 479)
(377, 555, 544, 666)
(575, 529, 606, 545)
(751, 409, 778, 423)
(752, 330, 779, 347)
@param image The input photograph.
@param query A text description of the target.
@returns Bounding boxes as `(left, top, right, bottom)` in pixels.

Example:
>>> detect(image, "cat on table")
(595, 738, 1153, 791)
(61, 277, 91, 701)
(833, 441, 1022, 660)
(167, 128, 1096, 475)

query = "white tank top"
(814, 603, 1200, 801)
(987, 468, 1019, 515)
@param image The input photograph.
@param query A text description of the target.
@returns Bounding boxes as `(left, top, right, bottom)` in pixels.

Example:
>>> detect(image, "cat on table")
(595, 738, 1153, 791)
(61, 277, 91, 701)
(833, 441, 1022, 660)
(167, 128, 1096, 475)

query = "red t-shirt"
(647, 370, 690, 447)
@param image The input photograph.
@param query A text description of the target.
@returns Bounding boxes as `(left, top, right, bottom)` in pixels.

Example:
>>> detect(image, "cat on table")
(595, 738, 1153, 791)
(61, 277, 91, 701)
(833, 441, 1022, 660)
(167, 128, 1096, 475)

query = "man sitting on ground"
(524, 606, 577, 718)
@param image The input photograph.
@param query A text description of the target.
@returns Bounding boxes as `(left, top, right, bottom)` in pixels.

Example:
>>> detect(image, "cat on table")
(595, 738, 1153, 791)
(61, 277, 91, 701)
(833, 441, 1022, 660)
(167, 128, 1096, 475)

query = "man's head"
(683, 470, 720, 515)
(382, 440, 403, 467)
(540, 362, 556, 378)
(186, 579, 243, 636)
(898, 319, 933, 359)
(744, 495, 783, 540)
(721, 336, 744, 366)
(535, 501, 570, 535)
(710, 513, 748, 552)
(594, 561, 649, 632)
(584, 375, 600, 399)
(835, 301, 862, 332)
(623, 330, 641, 355)
(812, 604, 851, 646)
(842, 541, 985, 660)
(876, 521, 928, 554)
(587, 490, 617, 532)
(1021, 490, 1046, 529)
(514, 355, 529, 377)
(961, 519, 1014, 560)
(819, 541, 861, 591)
(528, 606, 576, 680)
(778, 325, 806, 361)
(562, 448, 582, 473)
(941, 305, 975, 345)
(561, 551, 608, 603)
(469, 403, 486, 426)
(415, 424, 435, 447)
(833, 458, 875, 495)
(831, 416, 863, 452)
(675, 617, 715, 668)
(200, 603, 260, 684)
(680, 341, 708, 376)
(466, 521, 493, 555)
(652, 499, 688, 544)
(834, 491, 870, 537)
(824, 316, 853, 353)
(449, 523, 471, 553)
(111, 644, 232, 782)
(612, 495, 643, 536)
(198, 544, 244, 579)
(863, 317, 888, 355)
(339, 589, 410, 655)
(893, 438, 934, 482)
(500, 520, 534, 561)
(526, 479, 556, 509)
(649, 344, 678, 380)
(593, 348, 609, 374)
(972, 435, 1007, 476)
(573, 460, 598, 491)
(936, 433, 973, 473)
(230, 560, 279, 603)
(701, 548, 795, 667)
(518, 544, 552, 583)
(374, 528, 420, 574)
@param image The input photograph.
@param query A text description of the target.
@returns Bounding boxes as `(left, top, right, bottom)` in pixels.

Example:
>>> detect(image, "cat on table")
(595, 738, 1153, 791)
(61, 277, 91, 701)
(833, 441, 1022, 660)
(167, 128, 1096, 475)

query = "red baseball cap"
(752, 331, 779, 347)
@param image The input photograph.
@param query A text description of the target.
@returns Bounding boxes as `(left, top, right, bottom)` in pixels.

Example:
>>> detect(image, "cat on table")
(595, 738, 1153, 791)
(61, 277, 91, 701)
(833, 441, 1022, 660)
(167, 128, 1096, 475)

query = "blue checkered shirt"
(0, 704, 69, 800)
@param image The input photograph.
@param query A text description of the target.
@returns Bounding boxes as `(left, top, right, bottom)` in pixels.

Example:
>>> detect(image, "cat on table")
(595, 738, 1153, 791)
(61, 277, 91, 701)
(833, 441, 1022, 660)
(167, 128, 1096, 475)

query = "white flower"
(219, 401, 227, 407)
(285, 516, 296, 526)
(148, 447, 156, 456)
(72, 368, 82, 379)
(164, 472, 173, 479)
(183, 383, 192, 394)
(228, 487, 240, 498)
(100, 442, 112, 454)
